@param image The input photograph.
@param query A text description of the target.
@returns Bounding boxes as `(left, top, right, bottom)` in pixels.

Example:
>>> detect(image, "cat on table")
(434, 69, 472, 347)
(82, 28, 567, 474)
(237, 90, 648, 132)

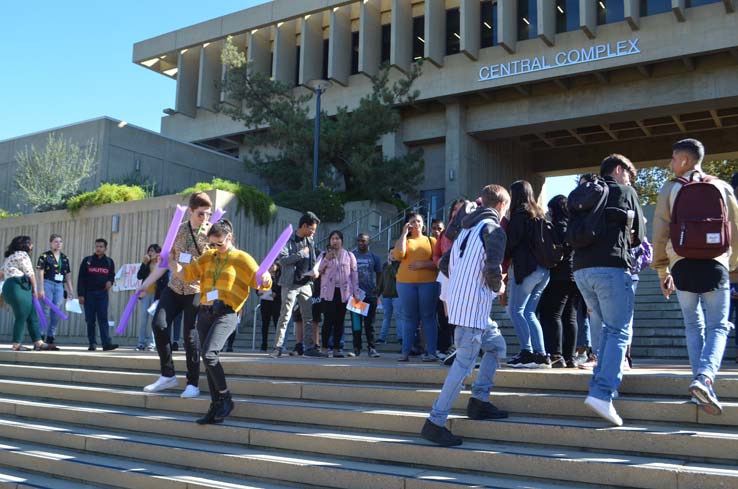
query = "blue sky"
(0, 1, 262, 141)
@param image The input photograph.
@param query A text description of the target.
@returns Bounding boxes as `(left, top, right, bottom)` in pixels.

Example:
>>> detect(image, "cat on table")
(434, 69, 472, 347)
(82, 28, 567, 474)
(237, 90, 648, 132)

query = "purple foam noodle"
(42, 296, 68, 321)
(33, 297, 48, 333)
(158, 204, 188, 269)
(115, 291, 141, 336)
(209, 208, 226, 224)
(255, 224, 293, 287)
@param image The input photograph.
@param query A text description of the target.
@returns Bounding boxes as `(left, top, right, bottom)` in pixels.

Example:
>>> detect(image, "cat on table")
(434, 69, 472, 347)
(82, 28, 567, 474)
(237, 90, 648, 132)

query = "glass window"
(686, 0, 721, 6)
(351, 31, 359, 74)
(413, 16, 425, 60)
(517, 0, 538, 40)
(446, 8, 461, 55)
(322, 39, 329, 79)
(381, 24, 391, 64)
(294, 46, 300, 85)
(480, 1, 497, 47)
(640, 0, 671, 16)
(556, 0, 581, 33)
(597, 0, 625, 25)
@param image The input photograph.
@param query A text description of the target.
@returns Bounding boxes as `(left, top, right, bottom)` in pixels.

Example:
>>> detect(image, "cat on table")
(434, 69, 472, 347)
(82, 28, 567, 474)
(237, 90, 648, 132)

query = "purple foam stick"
(209, 208, 226, 224)
(33, 297, 48, 333)
(42, 296, 69, 321)
(255, 224, 293, 287)
(158, 204, 188, 269)
(115, 291, 141, 336)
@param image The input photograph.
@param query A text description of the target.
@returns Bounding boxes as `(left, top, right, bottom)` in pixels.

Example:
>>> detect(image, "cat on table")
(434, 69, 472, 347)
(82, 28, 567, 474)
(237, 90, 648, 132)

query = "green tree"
(15, 133, 98, 212)
(634, 159, 738, 205)
(219, 36, 425, 205)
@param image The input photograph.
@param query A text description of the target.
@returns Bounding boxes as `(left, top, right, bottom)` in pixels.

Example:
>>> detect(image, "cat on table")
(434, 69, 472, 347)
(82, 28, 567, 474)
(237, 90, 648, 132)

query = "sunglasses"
(197, 211, 212, 218)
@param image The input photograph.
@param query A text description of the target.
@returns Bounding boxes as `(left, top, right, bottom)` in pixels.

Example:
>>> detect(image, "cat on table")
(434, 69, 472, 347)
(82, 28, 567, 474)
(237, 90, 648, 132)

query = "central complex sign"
(478, 38, 641, 82)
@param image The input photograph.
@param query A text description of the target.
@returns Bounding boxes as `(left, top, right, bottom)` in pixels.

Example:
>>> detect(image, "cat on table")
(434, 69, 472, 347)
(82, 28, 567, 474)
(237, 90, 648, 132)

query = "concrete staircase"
(0, 349, 736, 488)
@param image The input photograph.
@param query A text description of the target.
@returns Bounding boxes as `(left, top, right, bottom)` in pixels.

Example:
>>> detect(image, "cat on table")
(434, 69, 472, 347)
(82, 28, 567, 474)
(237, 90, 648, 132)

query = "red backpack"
(670, 172, 730, 259)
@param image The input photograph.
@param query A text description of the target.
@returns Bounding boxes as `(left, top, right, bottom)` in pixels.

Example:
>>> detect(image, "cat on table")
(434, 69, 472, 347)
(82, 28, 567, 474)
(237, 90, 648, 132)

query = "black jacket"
(549, 217, 574, 282)
(505, 208, 539, 284)
(137, 262, 170, 300)
(78, 254, 115, 297)
(460, 206, 507, 292)
(573, 176, 645, 272)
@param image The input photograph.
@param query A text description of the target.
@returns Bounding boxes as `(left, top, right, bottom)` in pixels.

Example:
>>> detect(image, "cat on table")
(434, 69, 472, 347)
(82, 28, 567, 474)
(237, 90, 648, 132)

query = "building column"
(444, 103, 466, 199)
(538, 0, 556, 47)
(176, 47, 201, 118)
(329, 5, 352, 86)
(359, 0, 381, 77)
(220, 34, 246, 107)
(300, 13, 324, 85)
(197, 40, 222, 111)
(273, 20, 297, 86)
(425, 0, 445, 67)
(248, 29, 272, 77)
(580, 0, 597, 39)
(625, 0, 640, 30)
(391, 0, 413, 72)
(460, 0, 481, 60)
(672, 0, 687, 22)
(498, 0, 518, 54)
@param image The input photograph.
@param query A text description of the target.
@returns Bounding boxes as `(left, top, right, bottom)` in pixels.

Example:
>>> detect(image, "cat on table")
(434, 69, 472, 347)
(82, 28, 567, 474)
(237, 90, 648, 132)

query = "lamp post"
(306, 79, 332, 191)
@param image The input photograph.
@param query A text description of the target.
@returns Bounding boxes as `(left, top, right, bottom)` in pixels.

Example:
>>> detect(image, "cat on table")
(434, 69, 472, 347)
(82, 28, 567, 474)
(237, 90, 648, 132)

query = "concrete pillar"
(391, 0, 413, 72)
(300, 13, 324, 85)
(425, 0, 445, 67)
(724, 0, 736, 13)
(197, 40, 222, 111)
(359, 0, 381, 77)
(329, 6, 352, 86)
(445, 103, 465, 199)
(220, 34, 246, 107)
(625, 0, 640, 30)
(273, 20, 297, 86)
(247, 29, 271, 77)
(175, 47, 200, 118)
(672, 0, 686, 21)
(498, 0, 518, 54)
(580, 0, 597, 39)
(537, 0, 556, 47)
(460, 0, 481, 60)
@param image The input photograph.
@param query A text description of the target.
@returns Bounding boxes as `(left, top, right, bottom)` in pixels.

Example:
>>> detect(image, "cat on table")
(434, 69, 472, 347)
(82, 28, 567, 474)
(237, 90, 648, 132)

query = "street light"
(305, 79, 332, 191)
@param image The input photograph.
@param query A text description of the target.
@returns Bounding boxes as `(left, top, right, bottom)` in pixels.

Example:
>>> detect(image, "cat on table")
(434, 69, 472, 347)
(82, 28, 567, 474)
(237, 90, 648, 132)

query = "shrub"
(67, 183, 147, 215)
(0, 209, 20, 219)
(181, 178, 276, 226)
(273, 187, 345, 223)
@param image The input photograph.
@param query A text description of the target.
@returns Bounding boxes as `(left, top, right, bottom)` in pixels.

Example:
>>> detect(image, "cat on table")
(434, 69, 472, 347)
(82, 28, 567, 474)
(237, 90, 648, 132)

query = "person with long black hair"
(2, 236, 52, 351)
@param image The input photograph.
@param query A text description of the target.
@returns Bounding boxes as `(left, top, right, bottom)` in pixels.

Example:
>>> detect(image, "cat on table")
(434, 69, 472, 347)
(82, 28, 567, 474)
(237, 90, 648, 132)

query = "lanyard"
(187, 223, 203, 256)
(212, 249, 231, 288)
(50, 253, 62, 272)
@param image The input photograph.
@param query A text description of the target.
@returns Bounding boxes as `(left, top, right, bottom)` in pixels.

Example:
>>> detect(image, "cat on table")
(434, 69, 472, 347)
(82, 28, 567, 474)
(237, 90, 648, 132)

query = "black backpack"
(530, 217, 564, 268)
(566, 177, 610, 249)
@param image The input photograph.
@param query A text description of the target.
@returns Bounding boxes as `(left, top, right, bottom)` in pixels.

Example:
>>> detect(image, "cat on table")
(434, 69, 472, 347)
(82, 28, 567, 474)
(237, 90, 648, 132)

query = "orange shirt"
(393, 235, 438, 283)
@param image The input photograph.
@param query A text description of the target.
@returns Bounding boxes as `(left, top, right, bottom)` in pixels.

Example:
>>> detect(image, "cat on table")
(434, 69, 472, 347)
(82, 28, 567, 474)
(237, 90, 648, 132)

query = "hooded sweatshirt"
(460, 206, 507, 293)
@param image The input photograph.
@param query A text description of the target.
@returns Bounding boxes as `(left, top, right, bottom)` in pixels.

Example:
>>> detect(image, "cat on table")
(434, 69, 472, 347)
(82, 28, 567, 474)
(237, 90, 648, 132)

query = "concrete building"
(133, 0, 738, 215)
(0, 117, 260, 213)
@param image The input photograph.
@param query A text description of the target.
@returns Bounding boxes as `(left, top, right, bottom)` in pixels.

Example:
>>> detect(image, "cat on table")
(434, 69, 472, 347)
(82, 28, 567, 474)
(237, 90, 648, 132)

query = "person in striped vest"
(421, 184, 511, 447)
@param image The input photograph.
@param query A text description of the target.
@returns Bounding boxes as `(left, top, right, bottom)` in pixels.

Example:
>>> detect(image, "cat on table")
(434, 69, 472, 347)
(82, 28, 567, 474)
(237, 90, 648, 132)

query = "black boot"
(466, 397, 509, 420)
(214, 391, 234, 421)
(420, 419, 462, 446)
(196, 400, 223, 425)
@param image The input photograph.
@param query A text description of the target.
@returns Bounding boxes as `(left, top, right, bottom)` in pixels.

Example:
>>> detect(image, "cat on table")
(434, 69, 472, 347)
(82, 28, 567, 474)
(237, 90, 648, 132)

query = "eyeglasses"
(197, 211, 212, 218)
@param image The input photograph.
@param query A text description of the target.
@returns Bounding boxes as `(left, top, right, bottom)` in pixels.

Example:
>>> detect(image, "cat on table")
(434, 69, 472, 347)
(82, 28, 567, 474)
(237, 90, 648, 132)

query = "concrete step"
(4, 392, 738, 463)
(0, 439, 317, 489)
(0, 416, 615, 489)
(0, 466, 113, 489)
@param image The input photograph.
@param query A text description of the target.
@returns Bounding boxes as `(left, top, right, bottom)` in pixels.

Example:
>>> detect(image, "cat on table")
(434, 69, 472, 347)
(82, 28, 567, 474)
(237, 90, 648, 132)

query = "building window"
(517, 0, 538, 41)
(295, 46, 300, 85)
(351, 31, 359, 74)
(597, 0, 625, 25)
(322, 38, 329, 79)
(640, 0, 671, 16)
(413, 16, 425, 60)
(686, 0, 721, 5)
(556, 0, 580, 32)
(446, 8, 460, 55)
(480, 1, 497, 47)
(381, 24, 391, 64)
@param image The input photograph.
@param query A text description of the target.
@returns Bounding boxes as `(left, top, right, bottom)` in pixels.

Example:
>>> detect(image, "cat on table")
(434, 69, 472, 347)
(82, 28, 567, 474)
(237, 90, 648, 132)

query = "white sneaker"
(143, 375, 179, 393)
(180, 385, 201, 398)
(584, 395, 623, 427)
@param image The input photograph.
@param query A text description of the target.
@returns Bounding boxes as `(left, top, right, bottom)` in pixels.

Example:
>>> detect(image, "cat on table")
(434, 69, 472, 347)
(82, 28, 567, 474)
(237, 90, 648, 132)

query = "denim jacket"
(318, 249, 359, 302)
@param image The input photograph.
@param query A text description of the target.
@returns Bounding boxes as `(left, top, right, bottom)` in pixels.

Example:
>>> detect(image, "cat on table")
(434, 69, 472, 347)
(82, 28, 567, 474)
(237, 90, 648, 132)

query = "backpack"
(530, 217, 564, 269)
(670, 173, 730, 259)
(566, 177, 610, 249)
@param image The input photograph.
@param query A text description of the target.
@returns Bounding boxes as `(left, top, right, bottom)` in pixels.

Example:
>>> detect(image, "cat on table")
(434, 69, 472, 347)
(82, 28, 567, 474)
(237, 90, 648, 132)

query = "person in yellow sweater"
(393, 212, 439, 362)
(170, 219, 272, 424)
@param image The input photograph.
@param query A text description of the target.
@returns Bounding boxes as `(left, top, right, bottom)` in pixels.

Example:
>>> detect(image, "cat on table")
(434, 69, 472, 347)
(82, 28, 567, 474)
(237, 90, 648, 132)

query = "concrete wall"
(0, 118, 260, 213)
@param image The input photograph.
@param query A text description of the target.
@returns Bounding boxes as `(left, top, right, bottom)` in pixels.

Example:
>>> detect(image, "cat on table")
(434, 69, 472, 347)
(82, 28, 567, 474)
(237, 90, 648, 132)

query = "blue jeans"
(380, 297, 402, 342)
(397, 282, 439, 356)
(574, 267, 633, 401)
(506, 266, 550, 354)
(42, 281, 65, 340)
(137, 294, 156, 347)
(429, 321, 506, 426)
(84, 289, 112, 347)
(675, 285, 732, 381)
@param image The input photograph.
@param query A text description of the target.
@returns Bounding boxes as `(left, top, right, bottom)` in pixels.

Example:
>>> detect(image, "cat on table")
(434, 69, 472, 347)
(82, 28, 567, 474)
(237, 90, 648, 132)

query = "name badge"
(179, 253, 192, 264)
(54, 273, 64, 282)
(206, 290, 219, 301)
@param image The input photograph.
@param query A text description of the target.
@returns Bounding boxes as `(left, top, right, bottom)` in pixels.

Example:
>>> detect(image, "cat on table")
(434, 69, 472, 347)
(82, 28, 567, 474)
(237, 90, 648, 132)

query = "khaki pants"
(274, 284, 314, 350)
